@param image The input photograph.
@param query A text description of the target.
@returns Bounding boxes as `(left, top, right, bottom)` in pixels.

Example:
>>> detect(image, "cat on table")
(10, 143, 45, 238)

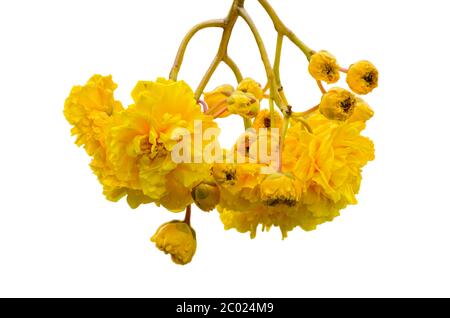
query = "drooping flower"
(105, 78, 218, 211)
(64, 75, 123, 156)
(308, 51, 340, 84)
(346, 60, 379, 95)
(282, 113, 375, 230)
(319, 87, 357, 121)
(151, 221, 197, 265)
(64, 75, 150, 207)
(215, 107, 374, 238)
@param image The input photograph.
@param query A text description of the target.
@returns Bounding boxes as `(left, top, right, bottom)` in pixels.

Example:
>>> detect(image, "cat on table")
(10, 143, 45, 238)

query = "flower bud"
(192, 183, 220, 212)
(151, 221, 197, 265)
(308, 50, 340, 84)
(204, 84, 235, 118)
(319, 87, 356, 121)
(237, 78, 265, 101)
(227, 91, 260, 119)
(346, 60, 378, 95)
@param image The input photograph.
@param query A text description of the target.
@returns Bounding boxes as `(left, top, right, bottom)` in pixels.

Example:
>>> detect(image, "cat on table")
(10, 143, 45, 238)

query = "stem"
(195, 55, 222, 100)
(243, 117, 252, 130)
(274, 33, 289, 106)
(298, 105, 319, 117)
(258, 0, 315, 61)
(169, 19, 225, 81)
(184, 205, 192, 225)
(223, 55, 243, 83)
(269, 96, 275, 128)
(194, 0, 244, 101)
(282, 116, 290, 142)
(292, 116, 313, 133)
(316, 80, 327, 94)
(274, 33, 283, 86)
(238, 7, 287, 113)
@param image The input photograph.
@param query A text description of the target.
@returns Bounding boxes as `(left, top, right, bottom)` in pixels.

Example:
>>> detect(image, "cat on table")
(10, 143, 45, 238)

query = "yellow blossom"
(64, 75, 152, 208)
(227, 91, 260, 119)
(105, 78, 217, 211)
(204, 84, 234, 118)
(346, 60, 379, 95)
(217, 108, 374, 238)
(64, 75, 123, 156)
(192, 183, 220, 212)
(308, 50, 340, 84)
(319, 87, 357, 121)
(151, 221, 197, 265)
(237, 78, 265, 101)
(282, 116, 375, 230)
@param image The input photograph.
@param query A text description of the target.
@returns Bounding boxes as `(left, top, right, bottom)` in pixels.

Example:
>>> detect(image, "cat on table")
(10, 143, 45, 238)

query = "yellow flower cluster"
(214, 102, 374, 238)
(65, 76, 217, 212)
(64, 0, 378, 265)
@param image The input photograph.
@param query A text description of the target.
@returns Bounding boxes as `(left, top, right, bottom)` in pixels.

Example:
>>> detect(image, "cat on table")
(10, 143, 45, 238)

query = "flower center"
(340, 98, 353, 113)
(264, 117, 271, 128)
(140, 138, 152, 153)
(265, 196, 297, 207)
(323, 63, 334, 75)
(363, 72, 375, 85)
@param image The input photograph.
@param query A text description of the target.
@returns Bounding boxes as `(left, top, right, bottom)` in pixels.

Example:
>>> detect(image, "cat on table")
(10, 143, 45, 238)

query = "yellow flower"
(308, 51, 340, 84)
(237, 78, 265, 101)
(227, 91, 260, 119)
(346, 60, 379, 95)
(204, 84, 235, 118)
(282, 116, 375, 230)
(64, 75, 152, 208)
(192, 183, 220, 212)
(151, 221, 197, 265)
(252, 109, 283, 130)
(348, 98, 374, 123)
(260, 173, 299, 207)
(105, 78, 217, 211)
(64, 75, 123, 156)
(211, 163, 238, 187)
(319, 87, 357, 121)
(217, 108, 375, 239)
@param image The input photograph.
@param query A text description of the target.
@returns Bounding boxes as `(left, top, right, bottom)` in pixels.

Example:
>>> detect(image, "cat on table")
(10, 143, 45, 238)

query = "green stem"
(243, 117, 252, 130)
(194, 0, 244, 100)
(274, 33, 283, 86)
(238, 7, 287, 114)
(282, 115, 290, 142)
(258, 0, 315, 61)
(223, 55, 243, 83)
(169, 19, 225, 81)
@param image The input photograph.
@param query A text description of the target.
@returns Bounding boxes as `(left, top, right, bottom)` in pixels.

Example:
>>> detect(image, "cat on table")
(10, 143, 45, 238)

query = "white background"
(1, 0, 449, 297)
